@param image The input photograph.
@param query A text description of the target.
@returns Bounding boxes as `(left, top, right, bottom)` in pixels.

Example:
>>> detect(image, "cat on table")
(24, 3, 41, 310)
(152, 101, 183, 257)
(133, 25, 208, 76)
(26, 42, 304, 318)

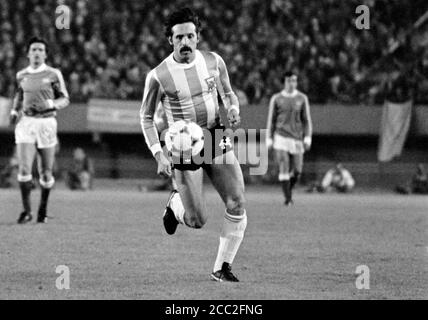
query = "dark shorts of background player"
(171, 124, 233, 171)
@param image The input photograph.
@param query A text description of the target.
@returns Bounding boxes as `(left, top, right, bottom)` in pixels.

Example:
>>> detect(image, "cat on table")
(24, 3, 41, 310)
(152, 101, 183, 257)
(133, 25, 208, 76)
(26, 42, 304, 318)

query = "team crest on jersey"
(42, 78, 51, 84)
(294, 99, 304, 110)
(205, 76, 217, 92)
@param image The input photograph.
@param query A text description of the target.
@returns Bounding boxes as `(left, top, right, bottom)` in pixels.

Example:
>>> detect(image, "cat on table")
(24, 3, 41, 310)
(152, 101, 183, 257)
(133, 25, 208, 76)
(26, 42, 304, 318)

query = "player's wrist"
(266, 137, 273, 149)
(154, 151, 162, 162)
(46, 99, 56, 109)
(228, 105, 239, 115)
(151, 143, 163, 158)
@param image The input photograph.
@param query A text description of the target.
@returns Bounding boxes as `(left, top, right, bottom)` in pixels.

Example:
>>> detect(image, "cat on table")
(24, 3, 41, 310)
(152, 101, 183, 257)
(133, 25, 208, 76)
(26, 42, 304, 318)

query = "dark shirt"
(384, 70, 416, 103)
(71, 157, 93, 174)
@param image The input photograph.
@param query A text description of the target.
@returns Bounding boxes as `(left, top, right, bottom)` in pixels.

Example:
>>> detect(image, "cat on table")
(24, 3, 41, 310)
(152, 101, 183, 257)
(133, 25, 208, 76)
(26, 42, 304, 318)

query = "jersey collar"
(27, 63, 48, 74)
(168, 50, 200, 69)
(281, 89, 298, 97)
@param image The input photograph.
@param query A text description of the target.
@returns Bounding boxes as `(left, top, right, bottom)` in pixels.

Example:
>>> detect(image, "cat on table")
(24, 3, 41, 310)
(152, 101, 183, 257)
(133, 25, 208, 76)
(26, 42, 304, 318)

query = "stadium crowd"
(0, 0, 427, 104)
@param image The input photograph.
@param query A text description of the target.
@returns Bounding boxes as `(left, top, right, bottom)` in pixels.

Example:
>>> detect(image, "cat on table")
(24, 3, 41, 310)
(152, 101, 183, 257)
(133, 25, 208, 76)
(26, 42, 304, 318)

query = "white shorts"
(273, 134, 304, 154)
(15, 116, 58, 149)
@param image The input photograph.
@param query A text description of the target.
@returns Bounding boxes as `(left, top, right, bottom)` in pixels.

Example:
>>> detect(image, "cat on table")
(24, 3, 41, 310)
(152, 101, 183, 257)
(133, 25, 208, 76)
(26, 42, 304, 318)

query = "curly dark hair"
(283, 71, 297, 79)
(164, 7, 202, 38)
(26, 37, 49, 55)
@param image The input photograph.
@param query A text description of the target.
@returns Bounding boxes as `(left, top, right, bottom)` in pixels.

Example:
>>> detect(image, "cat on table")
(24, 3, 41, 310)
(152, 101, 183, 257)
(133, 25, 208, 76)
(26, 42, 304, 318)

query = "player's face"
(284, 76, 297, 93)
(169, 22, 199, 63)
(27, 43, 47, 67)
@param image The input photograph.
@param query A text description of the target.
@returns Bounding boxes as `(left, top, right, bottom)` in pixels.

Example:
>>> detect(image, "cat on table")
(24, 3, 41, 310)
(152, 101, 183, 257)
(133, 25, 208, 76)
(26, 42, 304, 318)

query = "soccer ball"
(165, 120, 204, 157)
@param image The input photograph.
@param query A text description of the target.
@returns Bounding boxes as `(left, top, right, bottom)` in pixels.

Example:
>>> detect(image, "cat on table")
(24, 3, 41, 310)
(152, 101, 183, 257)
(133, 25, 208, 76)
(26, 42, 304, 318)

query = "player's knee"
(226, 195, 246, 215)
(18, 166, 32, 177)
(293, 171, 301, 179)
(40, 171, 53, 182)
(187, 214, 207, 229)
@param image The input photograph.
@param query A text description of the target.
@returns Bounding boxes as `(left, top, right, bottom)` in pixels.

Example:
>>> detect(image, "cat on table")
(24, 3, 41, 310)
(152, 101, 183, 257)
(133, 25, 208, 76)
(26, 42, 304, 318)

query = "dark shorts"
(171, 124, 233, 171)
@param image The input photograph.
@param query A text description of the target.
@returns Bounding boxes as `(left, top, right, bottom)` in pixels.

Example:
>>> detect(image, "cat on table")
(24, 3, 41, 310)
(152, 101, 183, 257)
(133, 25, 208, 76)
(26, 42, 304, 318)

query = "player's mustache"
(180, 46, 192, 53)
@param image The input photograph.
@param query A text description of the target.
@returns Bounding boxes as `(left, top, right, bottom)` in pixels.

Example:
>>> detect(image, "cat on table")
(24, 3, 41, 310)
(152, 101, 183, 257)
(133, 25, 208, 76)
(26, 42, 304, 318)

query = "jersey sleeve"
(266, 94, 278, 139)
(301, 94, 313, 138)
(140, 70, 164, 157)
(52, 69, 69, 99)
(11, 72, 24, 113)
(212, 52, 239, 113)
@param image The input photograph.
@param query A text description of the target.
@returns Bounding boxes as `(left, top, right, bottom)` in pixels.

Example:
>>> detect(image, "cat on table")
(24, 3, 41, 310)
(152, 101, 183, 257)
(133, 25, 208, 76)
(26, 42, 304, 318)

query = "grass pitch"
(0, 181, 427, 300)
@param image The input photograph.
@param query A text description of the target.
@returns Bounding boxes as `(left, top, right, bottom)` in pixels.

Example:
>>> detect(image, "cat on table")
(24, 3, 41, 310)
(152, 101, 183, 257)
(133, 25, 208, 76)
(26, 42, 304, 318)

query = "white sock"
(213, 210, 247, 272)
(170, 192, 185, 224)
(279, 173, 290, 182)
(39, 177, 55, 189)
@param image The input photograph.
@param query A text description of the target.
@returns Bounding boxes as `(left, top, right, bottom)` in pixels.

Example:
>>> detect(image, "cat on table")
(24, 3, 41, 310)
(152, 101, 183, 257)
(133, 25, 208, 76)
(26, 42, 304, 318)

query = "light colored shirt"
(141, 50, 230, 155)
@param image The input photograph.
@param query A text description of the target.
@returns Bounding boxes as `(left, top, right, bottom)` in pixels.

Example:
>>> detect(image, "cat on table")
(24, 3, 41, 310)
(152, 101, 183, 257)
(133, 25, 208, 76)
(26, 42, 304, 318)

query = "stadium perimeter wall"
(1, 101, 427, 186)
(1, 100, 428, 135)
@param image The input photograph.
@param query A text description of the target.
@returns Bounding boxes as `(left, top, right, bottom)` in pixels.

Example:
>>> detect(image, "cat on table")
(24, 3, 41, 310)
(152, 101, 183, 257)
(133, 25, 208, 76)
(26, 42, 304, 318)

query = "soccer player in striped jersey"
(140, 8, 247, 282)
(9, 37, 69, 223)
(266, 71, 313, 205)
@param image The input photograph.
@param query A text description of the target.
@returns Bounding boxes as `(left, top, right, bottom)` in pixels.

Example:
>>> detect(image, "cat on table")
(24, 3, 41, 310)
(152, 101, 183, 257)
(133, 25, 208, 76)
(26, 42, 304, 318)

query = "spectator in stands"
(0, 147, 19, 188)
(395, 163, 428, 195)
(0, 0, 427, 104)
(307, 163, 355, 193)
(66, 148, 94, 191)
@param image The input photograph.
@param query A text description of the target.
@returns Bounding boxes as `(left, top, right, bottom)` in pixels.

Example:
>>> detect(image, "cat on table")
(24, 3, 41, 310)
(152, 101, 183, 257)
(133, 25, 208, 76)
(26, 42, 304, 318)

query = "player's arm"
(10, 76, 23, 125)
(321, 169, 334, 189)
(215, 53, 240, 127)
(140, 71, 171, 176)
(265, 95, 277, 148)
(49, 69, 70, 110)
(342, 169, 355, 188)
(302, 94, 313, 150)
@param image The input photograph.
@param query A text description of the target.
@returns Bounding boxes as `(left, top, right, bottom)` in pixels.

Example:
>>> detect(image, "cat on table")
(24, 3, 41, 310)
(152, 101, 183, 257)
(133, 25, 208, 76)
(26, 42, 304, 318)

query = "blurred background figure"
(395, 163, 428, 195)
(66, 148, 94, 190)
(320, 163, 355, 193)
(307, 163, 355, 193)
(0, 147, 19, 188)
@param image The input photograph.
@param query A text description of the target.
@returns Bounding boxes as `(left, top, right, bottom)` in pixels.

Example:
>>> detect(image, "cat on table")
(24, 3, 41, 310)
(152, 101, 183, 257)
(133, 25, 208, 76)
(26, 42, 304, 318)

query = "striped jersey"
(14, 63, 69, 118)
(140, 50, 225, 151)
(267, 90, 312, 140)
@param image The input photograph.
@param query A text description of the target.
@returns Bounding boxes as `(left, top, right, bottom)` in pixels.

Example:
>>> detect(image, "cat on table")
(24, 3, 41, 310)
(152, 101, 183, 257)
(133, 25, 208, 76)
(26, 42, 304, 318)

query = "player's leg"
(16, 143, 37, 223)
(276, 149, 292, 205)
(35, 117, 58, 222)
(205, 151, 247, 282)
(290, 152, 304, 191)
(163, 168, 208, 234)
(162, 175, 182, 232)
(36, 147, 56, 222)
(79, 171, 91, 190)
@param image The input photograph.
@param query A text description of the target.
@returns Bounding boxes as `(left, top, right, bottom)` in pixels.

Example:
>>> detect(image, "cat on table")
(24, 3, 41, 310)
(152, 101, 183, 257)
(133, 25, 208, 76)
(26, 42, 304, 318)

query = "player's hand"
(303, 136, 312, 150)
(26, 104, 40, 116)
(9, 110, 19, 126)
(155, 151, 172, 177)
(227, 108, 241, 128)
(45, 99, 56, 109)
(43, 99, 57, 112)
